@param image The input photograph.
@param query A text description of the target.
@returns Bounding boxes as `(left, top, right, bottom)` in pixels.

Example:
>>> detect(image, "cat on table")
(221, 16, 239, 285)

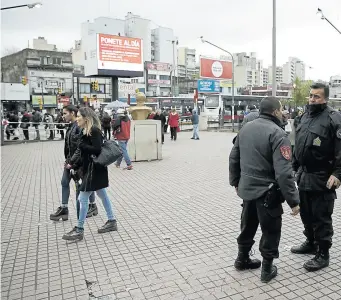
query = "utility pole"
(272, 0, 277, 97)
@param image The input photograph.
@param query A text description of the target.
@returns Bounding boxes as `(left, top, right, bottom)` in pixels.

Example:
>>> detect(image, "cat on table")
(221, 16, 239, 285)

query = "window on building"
(80, 83, 91, 93)
(159, 75, 170, 80)
(148, 74, 156, 80)
(52, 57, 62, 65)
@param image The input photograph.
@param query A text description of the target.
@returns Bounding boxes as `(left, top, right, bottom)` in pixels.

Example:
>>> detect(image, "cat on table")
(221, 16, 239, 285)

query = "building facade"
(330, 75, 341, 98)
(282, 57, 305, 84)
(145, 61, 172, 96)
(233, 52, 263, 87)
(1, 48, 73, 109)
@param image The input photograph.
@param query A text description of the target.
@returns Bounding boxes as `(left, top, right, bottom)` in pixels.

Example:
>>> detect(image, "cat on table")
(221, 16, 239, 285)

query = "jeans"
(116, 140, 132, 166)
(192, 124, 199, 139)
(78, 189, 115, 229)
(61, 168, 95, 205)
(34, 125, 40, 140)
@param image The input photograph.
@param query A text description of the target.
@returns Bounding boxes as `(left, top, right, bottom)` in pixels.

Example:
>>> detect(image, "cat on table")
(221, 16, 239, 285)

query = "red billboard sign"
(200, 57, 232, 80)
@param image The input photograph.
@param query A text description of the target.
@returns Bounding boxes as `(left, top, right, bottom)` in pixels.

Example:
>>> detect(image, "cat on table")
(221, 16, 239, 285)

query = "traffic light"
(58, 87, 62, 94)
(95, 81, 99, 91)
(83, 96, 88, 103)
(38, 97, 43, 110)
(21, 76, 27, 85)
(91, 81, 96, 91)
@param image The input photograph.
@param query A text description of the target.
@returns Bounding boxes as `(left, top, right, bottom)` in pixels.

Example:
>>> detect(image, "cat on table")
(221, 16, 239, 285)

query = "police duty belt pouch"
(92, 140, 123, 167)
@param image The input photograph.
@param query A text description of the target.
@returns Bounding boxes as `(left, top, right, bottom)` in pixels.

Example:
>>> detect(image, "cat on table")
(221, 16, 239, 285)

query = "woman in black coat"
(62, 107, 117, 241)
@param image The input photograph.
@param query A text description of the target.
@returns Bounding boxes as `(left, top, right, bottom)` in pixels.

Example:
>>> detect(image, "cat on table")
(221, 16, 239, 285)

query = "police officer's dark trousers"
(237, 197, 282, 260)
(299, 190, 335, 251)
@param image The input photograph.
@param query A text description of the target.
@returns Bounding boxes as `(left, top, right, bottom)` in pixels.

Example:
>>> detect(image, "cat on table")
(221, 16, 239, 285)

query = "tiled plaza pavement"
(2, 131, 341, 300)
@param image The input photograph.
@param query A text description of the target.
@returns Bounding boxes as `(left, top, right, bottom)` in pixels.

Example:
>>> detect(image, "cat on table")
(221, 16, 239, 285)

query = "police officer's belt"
(301, 165, 330, 173)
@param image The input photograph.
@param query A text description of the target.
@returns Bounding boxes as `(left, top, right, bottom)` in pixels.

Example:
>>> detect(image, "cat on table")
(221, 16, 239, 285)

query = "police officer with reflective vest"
(291, 82, 341, 272)
(229, 97, 300, 283)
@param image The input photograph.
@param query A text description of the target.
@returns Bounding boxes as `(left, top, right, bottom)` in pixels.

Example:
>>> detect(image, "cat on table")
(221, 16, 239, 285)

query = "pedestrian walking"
(114, 109, 133, 170)
(50, 105, 97, 222)
(191, 110, 200, 140)
(101, 112, 112, 140)
(153, 109, 166, 144)
(168, 108, 179, 141)
(229, 97, 300, 283)
(291, 82, 341, 272)
(62, 107, 117, 241)
(32, 110, 42, 140)
(20, 111, 31, 140)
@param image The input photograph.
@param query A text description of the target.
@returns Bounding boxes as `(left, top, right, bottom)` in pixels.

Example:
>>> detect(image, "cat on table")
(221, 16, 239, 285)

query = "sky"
(1, 0, 341, 81)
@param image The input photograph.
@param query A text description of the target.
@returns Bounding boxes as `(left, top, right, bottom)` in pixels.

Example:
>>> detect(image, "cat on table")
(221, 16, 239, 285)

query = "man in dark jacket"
(32, 110, 42, 140)
(241, 105, 259, 128)
(50, 105, 96, 221)
(291, 83, 341, 272)
(153, 109, 166, 144)
(229, 97, 300, 283)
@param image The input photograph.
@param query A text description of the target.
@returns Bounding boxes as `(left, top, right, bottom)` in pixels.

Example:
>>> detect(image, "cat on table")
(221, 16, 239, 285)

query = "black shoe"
(291, 240, 316, 254)
(98, 220, 117, 234)
(303, 251, 329, 272)
(261, 259, 277, 283)
(86, 203, 98, 218)
(234, 252, 261, 270)
(191, 137, 195, 139)
(50, 206, 69, 221)
(62, 226, 84, 241)
(195, 138, 200, 140)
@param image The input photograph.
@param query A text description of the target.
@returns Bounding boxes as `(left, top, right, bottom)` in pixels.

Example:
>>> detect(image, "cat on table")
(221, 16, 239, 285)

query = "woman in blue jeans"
(62, 107, 117, 241)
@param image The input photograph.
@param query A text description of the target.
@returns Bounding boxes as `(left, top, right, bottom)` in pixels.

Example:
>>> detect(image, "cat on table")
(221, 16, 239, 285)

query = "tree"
(2, 47, 21, 57)
(292, 77, 313, 109)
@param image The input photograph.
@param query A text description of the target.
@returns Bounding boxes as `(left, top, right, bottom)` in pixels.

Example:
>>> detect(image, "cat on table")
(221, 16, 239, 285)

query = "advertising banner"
(145, 62, 171, 72)
(200, 57, 232, 80)
(97, 34, 143, 72)
(147, 79, 171, 85)
(197, 79, 220, 93)
(32, 95, 57, 107)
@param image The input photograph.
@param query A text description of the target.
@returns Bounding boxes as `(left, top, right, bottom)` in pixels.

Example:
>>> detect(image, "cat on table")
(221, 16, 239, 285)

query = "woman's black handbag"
(92, 140, 123, 167)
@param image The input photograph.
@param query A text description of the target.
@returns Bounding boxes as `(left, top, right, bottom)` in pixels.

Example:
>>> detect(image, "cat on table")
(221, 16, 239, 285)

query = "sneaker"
(191, 137, 195, 139)
(62, 226, 84, 241)
(98, 220, 117, 234)
(115, 164, 120, 168)
(50, 206, 69, 221)
(124, 165, 133, 170)
(86, 203, 98, 218)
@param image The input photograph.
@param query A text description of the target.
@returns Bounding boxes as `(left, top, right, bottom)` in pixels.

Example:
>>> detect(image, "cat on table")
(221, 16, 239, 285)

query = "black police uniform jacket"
(293, 103, 341, 192)
(78, 126, 109, 192)
(229, 113, 299, 208)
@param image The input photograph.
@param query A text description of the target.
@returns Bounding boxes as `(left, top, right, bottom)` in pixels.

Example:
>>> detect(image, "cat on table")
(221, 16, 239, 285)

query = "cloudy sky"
(1, 0, 340, 81)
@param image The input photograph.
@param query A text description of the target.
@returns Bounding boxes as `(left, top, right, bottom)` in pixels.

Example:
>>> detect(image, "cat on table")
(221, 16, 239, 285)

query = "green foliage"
(292, 77, 313, 108)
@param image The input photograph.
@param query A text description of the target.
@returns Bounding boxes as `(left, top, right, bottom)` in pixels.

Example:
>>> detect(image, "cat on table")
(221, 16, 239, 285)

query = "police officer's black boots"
(303, 247, 329, 272)
(291, 240, 316, 254)
(261, 259, 277, 283)
(234, 251, 261, 270)
(50, 206, 69, 221)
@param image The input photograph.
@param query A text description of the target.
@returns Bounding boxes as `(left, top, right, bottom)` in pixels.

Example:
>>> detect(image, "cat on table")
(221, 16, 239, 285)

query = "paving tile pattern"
(2, 131, 341, 300)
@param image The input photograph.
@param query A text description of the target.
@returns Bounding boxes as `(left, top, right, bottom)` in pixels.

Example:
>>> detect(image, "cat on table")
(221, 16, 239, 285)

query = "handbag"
(92, 139, 123, 167)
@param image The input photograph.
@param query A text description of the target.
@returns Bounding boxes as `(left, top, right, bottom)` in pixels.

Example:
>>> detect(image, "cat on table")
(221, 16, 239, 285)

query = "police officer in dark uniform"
(291, 82, 341, 272)
(229, 97, 300, 283)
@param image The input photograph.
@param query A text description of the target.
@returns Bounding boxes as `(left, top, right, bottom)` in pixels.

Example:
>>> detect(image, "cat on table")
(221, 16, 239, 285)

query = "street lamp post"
(200, 37, 235, 132)
(272, 0, 277, 97)
(317, 8, 341, 34)
(1, 2, 42, 10)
